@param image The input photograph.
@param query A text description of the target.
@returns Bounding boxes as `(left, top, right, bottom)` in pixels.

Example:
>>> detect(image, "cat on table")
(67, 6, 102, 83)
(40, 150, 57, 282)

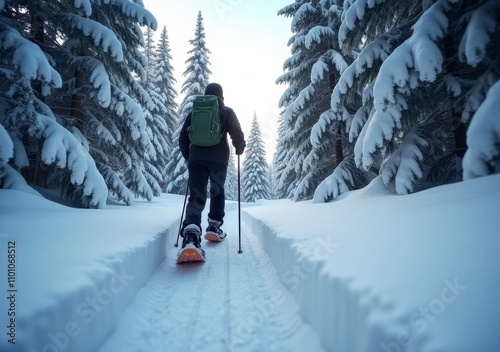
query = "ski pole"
(174, 179, 189, 247)
(237, 154, 242, 254)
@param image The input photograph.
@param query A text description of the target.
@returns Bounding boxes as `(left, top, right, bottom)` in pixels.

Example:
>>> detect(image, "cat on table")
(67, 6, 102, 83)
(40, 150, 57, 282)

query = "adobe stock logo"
(225, 236, 340, 348)
(380, 277, 467, 352)
(31, 268, 135, 352)
(213, 0, 243, 20)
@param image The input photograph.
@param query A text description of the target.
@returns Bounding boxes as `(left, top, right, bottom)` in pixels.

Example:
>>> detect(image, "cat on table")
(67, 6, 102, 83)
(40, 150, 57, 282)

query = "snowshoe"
(177, 224, 205, 263)
(177, 245, 206, 263)
(205, 218, 227, 242)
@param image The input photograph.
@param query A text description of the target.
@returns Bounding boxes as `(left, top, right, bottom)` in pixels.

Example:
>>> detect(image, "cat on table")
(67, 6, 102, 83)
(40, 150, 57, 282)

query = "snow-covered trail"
(98, 209, 324, 352)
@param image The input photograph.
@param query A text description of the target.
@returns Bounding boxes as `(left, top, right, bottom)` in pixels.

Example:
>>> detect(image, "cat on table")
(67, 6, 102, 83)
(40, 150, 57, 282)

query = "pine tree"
(84, 1, 158, 204)
(142, 27, 156, 88)
(166, 11, 212, 194)
(275, 0, 350, 201)
(0, 0, 158, 207)
(276, 0, 500, 203)
(272, 112, 298, 199)
(243, 114, 271, 202)
(453, 0, 500, 180)
(463, 81, 500, 179)
(154, 26, 179, 157)
(142, 26, 178, 192)
(268, 161, 277, 200)
(310, 0, 409, 201)
(139, 27, 164, 197)
(226, 150, 239, 201)
(310, 0, 500, 201)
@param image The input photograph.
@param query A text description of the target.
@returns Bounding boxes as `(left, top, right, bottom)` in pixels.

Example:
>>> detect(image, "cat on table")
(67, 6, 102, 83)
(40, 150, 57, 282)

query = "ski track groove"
(227, 220, 261, 351)
(98, 210, 324, 352)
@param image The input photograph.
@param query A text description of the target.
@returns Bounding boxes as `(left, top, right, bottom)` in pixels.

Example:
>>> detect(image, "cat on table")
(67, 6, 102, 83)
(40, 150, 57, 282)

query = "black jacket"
(179, 100, 246, 166)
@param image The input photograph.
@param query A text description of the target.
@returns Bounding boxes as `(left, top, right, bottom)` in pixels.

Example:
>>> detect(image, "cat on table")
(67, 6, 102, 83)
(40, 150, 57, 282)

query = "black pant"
(183, 160, 227, 231)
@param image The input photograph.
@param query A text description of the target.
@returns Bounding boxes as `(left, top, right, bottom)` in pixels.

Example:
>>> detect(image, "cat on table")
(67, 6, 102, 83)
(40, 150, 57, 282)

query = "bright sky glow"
(142, 0, 293, 162)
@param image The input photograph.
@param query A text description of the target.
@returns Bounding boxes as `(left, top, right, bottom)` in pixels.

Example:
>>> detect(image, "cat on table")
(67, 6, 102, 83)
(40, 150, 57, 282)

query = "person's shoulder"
(223, 105, 236, 117)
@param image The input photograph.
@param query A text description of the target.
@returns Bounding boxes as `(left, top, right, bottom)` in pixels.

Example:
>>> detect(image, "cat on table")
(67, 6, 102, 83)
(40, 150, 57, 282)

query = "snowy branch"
(461, 67, 498, 124)
(338, 0, 386, 47)
(349, 106, 370, 142)
(0, 164, 41, 195)
(0, 124, 13, 164)
(110, 85, 148, 142)
(291, 3, 317, 32)
(463, 80, 500, 180)
(66, 14, 124, 62)
(458, 0, 500, 67)
(110, 0, 158, 30)
(358, 0, 450, 170)
(312, 155, 374, 202)
(305, 26, 335, 49)
(73, 0, 92, 17)
(95, 162, 133, 205)
(0, 28, 62, 90)
(380, 129, 428, 194)
(70, 56, 112, 108)
(9, 131, 28, 168)
(30, 113, 108, 207)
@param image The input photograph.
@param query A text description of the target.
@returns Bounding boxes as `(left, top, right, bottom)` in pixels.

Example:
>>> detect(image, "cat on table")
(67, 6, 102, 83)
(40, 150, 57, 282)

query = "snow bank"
(243, 174, 500, 352)
(0, 190, 182, 352)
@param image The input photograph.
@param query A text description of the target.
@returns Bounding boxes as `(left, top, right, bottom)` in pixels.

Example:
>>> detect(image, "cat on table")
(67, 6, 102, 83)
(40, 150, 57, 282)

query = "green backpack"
(188, 95, 223, 146)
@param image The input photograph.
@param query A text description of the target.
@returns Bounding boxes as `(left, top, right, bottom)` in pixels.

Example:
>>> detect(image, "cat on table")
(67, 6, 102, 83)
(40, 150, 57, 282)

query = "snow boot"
(205, 218, 227, 242)
(177, 224, 205, 263)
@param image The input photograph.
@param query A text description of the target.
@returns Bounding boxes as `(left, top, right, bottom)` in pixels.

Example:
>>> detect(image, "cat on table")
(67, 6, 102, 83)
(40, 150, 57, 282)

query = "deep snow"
(0, 173, 499, 351)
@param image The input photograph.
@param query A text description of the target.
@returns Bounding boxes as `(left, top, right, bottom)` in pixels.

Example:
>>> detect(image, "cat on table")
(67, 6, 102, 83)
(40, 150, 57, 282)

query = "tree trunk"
(26, 8, 48, 187)
(443, 34, 467, 159)
(335, 125, 344, 166)
(71, 66, 84, 132)
(329, 71, 344, 166)
(31, 10, 44, 100)
(454, 121, 467, 159)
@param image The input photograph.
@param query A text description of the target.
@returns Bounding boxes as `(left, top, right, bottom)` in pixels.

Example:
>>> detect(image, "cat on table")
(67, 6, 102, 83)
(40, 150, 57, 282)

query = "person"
(179, 83, 246, 251)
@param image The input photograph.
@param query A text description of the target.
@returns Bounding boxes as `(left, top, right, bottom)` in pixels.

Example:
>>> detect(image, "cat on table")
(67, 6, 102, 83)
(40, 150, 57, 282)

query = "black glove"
(236, 148, 244, 155)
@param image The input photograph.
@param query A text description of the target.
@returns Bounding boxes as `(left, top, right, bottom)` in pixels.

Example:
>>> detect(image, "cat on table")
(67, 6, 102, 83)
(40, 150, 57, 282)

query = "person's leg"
(183, 161, 209, 231)
(208, 162, 227, 224)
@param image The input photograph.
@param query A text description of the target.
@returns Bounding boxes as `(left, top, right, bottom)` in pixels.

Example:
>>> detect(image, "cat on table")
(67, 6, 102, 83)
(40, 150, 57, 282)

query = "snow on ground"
(0, 190, 182, 352)
(98, 208, 323, 352)
(244, 174, 500, 352)
(0, 173, 499, 352)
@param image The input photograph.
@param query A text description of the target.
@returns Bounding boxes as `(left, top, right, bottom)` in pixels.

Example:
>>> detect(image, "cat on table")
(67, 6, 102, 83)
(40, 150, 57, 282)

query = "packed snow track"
(98, 209, 324, 352)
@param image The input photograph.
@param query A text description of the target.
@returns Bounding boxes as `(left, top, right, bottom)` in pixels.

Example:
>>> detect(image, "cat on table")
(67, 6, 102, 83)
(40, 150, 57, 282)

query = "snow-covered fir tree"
(142, 25, 178, 192)
(225, 150, 239, 201)
(165, 11, 212, 194)
(153, 26, 179, 158)
(310, 0, 417, 201)
(243, 114, 271, 202)
(275, 0, 350, 201)
(272, 112, 297, 199)
(451, 0, 500, 181)
(275, 0, 500, 202)
(79, 1, 158, 204)
(142, 27, 156, 88)
(0, 0, 158, 207)
(139, 27, 165, 197)
(321, 0, 500, 198)
(268, 161, 277, 200)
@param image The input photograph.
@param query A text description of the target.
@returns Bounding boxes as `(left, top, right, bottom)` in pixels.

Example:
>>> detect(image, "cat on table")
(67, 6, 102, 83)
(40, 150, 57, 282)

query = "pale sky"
(142, 0, 293, 162)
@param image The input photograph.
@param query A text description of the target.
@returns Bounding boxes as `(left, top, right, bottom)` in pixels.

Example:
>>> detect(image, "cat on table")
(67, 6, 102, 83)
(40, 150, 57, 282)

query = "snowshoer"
(178, 83, 246, 259)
